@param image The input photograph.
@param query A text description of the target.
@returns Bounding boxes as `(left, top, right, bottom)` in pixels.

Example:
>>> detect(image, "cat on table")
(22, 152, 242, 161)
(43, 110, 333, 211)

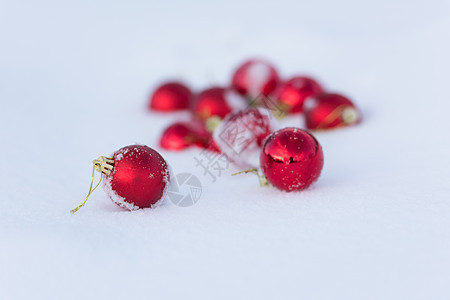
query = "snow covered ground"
(1, 1, 450, 299)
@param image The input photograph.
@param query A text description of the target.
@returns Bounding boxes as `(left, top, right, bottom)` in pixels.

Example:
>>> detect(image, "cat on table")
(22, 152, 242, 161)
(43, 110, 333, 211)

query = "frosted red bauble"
(214, 108, 276, 167)
(231, 59, 280, 98)
(159, 120, 219, 152)
(192, 87, 233, 120)
(104, 145, 170, 210)
(304, 93, 360, 130)
(273, 76, 323, 113)
(149, 82, 192, 112)
(260, 128, 323, 192)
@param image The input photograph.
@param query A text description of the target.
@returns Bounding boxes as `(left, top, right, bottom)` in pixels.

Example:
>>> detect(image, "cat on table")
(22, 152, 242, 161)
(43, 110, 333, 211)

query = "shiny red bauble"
(273, 76, 323, 113)
(231, 59, 280, 98)
(260, 128, 324, 192)
(192, 87, 233, 120)
(304, 93, 360, 130)
(149, 82, 192, 112)
(104, 145, 170, 210)
(159, 120, 218, 152)
(214, 108, 276, 167)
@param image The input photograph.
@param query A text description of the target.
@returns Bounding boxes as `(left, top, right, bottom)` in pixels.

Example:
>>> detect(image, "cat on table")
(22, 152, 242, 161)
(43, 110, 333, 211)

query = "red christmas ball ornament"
(149, 82, 192, 112)
(160, 120, 220, 152)
(214, 108, 277, 167)
(304, 93, 360, 130)
(231, 59, 280, 98)
(159, 122, 196, 151)
(192, 87, 234, 120)
(273, 76, 323, 114)
(71, 145, 170, 213)
(260, 128, 324, 191)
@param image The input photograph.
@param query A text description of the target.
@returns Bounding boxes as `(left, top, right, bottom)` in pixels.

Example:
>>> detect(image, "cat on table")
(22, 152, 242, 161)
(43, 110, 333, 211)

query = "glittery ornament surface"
(104, 145, 170, 209)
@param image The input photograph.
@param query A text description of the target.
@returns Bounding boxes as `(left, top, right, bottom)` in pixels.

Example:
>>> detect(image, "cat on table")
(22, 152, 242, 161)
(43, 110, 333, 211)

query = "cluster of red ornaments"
(152, 59, 360, 133)
(152, 59, 360, 191)
(72, 59, 361, 213)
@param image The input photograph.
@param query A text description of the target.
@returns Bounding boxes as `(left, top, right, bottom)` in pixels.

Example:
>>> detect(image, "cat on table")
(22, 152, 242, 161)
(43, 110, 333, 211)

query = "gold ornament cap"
(93, 156, 114, 175)
(341, 107, 359, 124)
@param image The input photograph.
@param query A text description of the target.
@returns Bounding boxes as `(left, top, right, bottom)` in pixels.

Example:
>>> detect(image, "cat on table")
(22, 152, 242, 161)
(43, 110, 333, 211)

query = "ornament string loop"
(70, 156, 114, 214)
(232, 168, 269, 187)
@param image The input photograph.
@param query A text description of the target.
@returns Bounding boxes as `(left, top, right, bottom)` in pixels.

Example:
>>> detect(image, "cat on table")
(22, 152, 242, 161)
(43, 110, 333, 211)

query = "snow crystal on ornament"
(103, 175, 140, 211)
(158, 163, 174, 207)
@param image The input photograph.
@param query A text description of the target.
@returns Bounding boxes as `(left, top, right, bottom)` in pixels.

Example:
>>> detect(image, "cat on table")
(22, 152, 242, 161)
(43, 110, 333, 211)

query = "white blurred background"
(1, 1, 449, 299)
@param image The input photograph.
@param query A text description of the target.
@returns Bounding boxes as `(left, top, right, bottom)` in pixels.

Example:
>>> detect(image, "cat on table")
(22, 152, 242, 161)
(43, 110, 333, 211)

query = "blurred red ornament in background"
(160, 120, 220, 152)
(149, 82, 192, 112)
(273, 76, 323, 113)
(159, 122, 196, 151)
(231, 59, 280, 98)
(260, 128, 323, 192)
(304, 93, 360, 130)
(192, 87, 233, 120)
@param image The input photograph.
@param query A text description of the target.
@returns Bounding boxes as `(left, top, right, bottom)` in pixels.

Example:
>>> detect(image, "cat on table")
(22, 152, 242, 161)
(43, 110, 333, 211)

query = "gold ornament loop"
(70, 156, 115, 214)
(232, 168, 269, 187)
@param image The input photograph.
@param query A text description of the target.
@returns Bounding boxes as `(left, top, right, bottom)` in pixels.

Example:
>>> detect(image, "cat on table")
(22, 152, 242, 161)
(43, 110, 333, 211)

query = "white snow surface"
(1, 1, 450, 299)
